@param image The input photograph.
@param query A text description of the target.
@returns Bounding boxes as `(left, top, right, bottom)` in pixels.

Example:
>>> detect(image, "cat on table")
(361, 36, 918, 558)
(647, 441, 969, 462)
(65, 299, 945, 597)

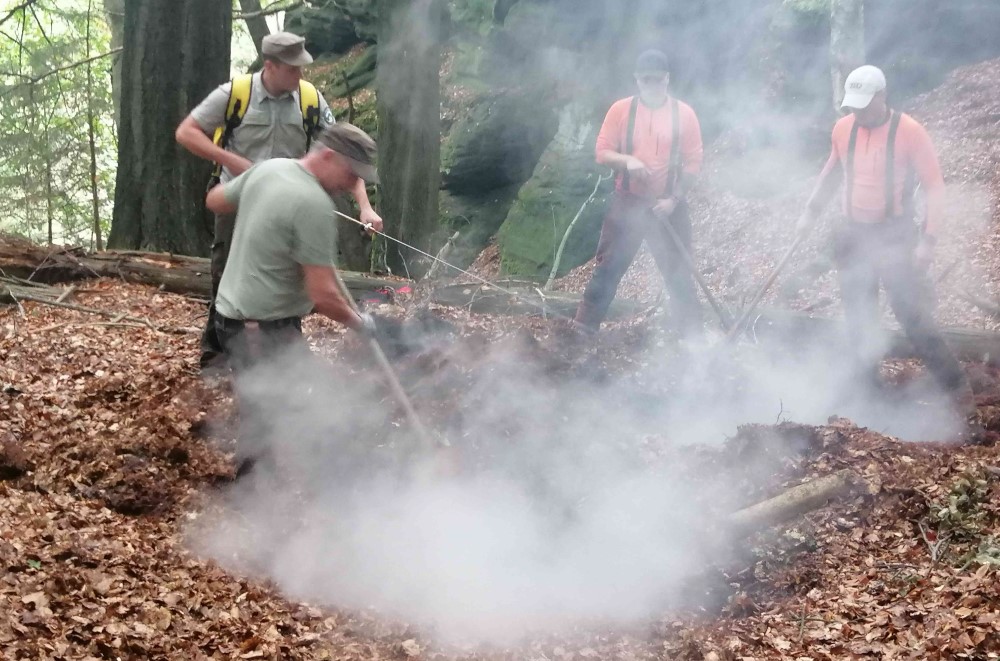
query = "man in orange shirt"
(574, 50, 704, 337)
(798, 65, 970, 408)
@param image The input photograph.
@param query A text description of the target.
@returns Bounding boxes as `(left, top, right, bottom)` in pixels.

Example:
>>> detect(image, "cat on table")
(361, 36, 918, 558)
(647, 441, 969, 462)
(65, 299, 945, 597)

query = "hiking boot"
(199, 351, 230, 377)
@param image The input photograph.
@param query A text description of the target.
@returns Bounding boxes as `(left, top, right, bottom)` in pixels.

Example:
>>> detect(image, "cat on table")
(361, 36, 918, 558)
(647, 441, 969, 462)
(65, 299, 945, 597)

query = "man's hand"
(795, 210, 817, 239)
(625, 156, 651, 183)
(914, 234, 936, 271)
(226, 154, 253, 177)
(359, 207, 383, 235)
(652, 197, 678, 218)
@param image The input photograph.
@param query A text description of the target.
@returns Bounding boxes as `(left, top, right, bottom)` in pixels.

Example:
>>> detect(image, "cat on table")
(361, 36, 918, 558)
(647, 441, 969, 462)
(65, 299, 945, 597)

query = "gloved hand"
(356, 312, 377, 337)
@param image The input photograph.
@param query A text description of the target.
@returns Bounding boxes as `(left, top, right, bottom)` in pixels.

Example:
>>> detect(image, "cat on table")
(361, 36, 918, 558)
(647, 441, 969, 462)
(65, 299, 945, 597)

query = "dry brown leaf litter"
(0, 58, 1000, 661)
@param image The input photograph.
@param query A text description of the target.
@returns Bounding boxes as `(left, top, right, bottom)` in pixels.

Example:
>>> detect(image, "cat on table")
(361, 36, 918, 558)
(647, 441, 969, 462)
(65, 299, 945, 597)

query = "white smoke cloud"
(188, 318, 961, 645)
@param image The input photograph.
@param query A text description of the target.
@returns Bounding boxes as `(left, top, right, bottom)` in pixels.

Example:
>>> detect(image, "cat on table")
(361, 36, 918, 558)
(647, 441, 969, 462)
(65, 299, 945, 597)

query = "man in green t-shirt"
(205, 123, 379, 370)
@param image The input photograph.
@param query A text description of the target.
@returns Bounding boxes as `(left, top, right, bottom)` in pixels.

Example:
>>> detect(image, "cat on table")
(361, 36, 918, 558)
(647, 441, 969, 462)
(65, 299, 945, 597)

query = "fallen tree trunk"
(746, 307, 1000, 364)
(430, 281, 640, 320)
(0, 234, 410, 300)
(728, 468, 867, 535)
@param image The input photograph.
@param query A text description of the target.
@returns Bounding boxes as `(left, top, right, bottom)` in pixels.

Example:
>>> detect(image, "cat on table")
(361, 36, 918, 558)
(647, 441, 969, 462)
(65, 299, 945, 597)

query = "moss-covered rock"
(284, 0, 377, 56)
(497, 102, 613, 279)
(439, 184, 522, 268)
(441, 93, 558, 194)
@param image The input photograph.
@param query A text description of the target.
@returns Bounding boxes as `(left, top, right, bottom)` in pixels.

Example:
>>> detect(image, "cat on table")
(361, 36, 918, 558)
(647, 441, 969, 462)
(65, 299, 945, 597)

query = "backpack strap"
(884, 110, 902, 218)
(298, 79, 321, 149)
(845, 117, 861, 222)
(621, 95, 640, 193)
(669, 97, 682, 194)
(211, 73, 253, 177)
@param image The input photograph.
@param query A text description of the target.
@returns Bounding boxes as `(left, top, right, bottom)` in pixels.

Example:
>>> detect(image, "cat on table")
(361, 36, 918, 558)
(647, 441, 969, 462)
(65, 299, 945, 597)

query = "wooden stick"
(659, 217, 734, 331)
(728, 469, 864, 534)
(331, 269, 440, 453)
(725, 235, 805, 342)
(55, 285, 77, 303)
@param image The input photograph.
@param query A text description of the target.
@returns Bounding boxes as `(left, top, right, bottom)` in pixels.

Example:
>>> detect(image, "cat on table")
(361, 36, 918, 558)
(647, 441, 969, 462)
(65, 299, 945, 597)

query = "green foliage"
(0, 0, 117, 247)
(932, 470, 991, 540)
(448, 0, 495, 36)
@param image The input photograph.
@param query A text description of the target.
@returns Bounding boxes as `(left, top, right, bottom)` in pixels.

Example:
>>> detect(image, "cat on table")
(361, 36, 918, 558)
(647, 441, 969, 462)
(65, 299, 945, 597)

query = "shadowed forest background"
(3, 0, 1000, 276)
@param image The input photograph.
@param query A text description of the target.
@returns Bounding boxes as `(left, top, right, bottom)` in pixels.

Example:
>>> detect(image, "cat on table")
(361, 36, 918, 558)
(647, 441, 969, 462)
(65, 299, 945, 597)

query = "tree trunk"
(429, 281, 640, 320)
(376, 0, 445, 277)
(238, 0, 270, 58)
(86, 0, 103, 251)
(108, 0, 231, 256)
(102, 0, 124, 131)
(830, 0, 865, 111)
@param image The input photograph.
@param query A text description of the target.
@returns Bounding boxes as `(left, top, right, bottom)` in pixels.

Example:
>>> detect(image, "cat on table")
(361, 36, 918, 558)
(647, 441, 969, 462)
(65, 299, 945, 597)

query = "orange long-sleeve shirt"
(816, 112, 945, 231)
(596, 95, 703, 200)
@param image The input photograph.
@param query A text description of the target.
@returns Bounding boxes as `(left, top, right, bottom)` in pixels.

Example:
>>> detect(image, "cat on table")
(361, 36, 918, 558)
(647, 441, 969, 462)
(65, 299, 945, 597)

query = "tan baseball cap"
(261, 32, 313, 67)
(841, 65, 887, 109)
(315, 123, 379, 184)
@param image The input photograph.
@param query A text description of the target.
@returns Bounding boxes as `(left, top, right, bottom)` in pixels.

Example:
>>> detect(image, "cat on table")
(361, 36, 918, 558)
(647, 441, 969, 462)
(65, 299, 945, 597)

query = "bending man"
(176, 31, 382, 368)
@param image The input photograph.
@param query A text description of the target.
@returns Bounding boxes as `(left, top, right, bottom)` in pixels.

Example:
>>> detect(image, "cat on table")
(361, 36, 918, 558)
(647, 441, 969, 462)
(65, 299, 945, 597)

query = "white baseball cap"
(841, 65, 887, 109)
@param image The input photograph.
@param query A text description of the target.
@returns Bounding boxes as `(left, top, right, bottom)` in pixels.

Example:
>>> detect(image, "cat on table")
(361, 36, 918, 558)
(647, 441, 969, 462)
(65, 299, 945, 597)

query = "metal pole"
(659, 217, 734, 331)
(725, 234, 805, 342)
(331, 268, 440, 452)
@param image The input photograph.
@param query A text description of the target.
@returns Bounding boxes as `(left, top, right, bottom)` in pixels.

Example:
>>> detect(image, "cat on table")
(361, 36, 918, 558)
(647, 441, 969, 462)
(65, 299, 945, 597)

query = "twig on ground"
(55, 285, 77, 303)
(918, 520, 950, 565)
(14, 293, 193, 334)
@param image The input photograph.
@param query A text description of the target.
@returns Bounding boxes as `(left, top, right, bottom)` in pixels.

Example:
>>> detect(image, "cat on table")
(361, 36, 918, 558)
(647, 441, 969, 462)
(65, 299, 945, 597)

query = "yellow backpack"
(211, 73, 322, 177)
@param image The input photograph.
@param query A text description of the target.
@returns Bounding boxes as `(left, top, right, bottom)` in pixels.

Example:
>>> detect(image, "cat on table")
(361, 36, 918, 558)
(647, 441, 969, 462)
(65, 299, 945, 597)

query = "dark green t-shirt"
(216, 159, 337, 321)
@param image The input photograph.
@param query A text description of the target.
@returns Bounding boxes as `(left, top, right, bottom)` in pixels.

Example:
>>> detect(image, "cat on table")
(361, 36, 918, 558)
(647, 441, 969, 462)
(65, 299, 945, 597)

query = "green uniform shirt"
(215, 159, 337, 321)
(190, 72, 335, 183)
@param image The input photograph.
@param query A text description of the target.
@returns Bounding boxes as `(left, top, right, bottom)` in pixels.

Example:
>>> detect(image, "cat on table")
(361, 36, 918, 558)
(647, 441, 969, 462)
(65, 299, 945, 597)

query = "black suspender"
(669, 97, 682, 194)
(621, 95, 640, 192)
(845, 119, 860, 222)
(845, 110, 903, 221)
(620, 95, 683, 194)
(884, 110, 902, 218)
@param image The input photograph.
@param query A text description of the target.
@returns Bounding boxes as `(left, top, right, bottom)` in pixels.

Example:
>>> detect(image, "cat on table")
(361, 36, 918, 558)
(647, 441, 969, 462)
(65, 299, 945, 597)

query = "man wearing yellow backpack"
(176, 32, 382, 369)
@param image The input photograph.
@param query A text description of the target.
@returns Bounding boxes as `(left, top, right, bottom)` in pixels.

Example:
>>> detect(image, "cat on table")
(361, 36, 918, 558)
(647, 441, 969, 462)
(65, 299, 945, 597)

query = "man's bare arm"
(302, 264, 365, 330)
(175, 115, 252, 176)
(206, 184, 237, 215)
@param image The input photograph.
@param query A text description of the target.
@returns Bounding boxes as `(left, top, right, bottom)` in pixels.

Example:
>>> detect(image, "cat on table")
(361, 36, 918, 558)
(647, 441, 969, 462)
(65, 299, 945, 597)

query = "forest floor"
(2, 60, 1000, 661)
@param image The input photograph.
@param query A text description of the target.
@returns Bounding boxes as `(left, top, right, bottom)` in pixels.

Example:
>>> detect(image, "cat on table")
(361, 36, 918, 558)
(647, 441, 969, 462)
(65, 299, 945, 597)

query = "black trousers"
(199, 210, 237, 363)
(833, 218, 965, 393)
(214, 314, 311, 470)
(576, 192, 702, 334)
(214, 314, 307, 373)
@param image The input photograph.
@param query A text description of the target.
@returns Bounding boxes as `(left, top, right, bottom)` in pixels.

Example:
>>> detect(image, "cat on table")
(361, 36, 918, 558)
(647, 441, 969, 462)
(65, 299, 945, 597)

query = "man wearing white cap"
(797, 65, 971, 411)
(176, 32, 382, 369)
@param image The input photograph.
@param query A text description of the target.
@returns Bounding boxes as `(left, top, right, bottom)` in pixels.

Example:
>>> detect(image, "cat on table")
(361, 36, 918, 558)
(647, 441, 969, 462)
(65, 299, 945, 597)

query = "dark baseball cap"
(315, 123, 379, 184)
(261, 32, 313, 67)
(634, 49, 670, 74)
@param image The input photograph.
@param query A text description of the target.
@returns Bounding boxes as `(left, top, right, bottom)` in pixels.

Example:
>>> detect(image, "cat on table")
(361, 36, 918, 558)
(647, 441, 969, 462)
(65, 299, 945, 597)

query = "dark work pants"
(576, 193, 702, 334)
(834, 219, 966, 393)
(215, 314, 309, 467)
(199, 210, 237, 364)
